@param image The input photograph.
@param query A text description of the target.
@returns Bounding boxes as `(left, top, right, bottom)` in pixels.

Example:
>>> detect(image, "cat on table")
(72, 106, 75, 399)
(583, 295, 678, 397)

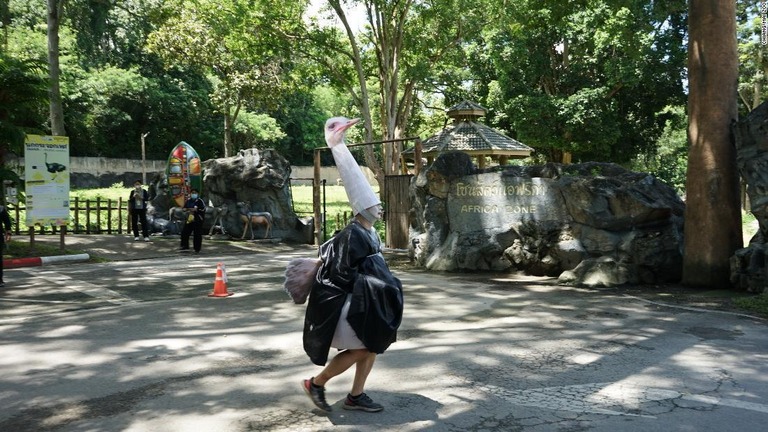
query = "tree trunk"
(47, 0, 66, 136)
(330, 0, 385, 187)
(753, 48, 763, 109)
(223, 109, 233, 158)
(682, 0, 741, 288)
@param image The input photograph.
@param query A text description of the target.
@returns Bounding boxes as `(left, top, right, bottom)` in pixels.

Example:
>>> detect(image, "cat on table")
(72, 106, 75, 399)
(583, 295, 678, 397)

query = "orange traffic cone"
(209, 262, 233, 297)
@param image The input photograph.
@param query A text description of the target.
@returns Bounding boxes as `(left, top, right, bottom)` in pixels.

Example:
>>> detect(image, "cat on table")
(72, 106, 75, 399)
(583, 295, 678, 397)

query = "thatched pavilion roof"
(405, 101, 532, 167)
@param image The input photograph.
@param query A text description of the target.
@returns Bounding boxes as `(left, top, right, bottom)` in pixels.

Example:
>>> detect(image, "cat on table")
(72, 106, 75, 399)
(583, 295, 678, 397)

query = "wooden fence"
(5, 198, 359, 239)
(7, 198, 130, 235)
(6, 197, 384, 241)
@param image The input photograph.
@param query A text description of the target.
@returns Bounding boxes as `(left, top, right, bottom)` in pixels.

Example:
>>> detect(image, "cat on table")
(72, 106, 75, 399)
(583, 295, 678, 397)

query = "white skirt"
(331, 294, 365, 350)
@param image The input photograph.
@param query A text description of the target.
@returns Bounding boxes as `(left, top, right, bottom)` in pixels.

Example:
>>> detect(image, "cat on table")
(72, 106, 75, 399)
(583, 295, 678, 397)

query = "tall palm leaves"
(0, 53, 48, 198)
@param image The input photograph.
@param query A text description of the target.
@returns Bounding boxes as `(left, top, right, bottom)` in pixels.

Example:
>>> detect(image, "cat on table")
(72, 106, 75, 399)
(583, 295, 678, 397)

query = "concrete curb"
(6, 253, 91, 269)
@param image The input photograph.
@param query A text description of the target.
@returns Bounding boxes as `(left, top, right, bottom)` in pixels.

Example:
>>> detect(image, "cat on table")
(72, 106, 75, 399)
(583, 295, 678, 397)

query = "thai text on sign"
(454, 182, 546, 198)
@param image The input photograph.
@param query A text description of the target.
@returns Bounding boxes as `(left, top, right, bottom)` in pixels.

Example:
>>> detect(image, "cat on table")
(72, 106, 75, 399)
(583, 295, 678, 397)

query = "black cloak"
(303, 221, 404, 366)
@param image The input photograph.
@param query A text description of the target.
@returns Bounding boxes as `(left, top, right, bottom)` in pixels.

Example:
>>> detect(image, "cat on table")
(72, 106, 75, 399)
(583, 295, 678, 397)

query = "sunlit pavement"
(1, 236, 767, 431)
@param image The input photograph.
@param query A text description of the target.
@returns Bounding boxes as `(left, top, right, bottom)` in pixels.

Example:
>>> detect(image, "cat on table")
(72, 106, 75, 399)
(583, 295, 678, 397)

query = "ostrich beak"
(337, 118, 360, 132)
(325, 116, 361, 148)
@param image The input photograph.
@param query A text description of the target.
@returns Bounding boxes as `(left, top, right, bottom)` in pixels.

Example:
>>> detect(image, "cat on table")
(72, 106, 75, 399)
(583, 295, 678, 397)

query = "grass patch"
(5, 240, 87, 259)
(694, 289, 751, 298)
(71, 182, 128, 201)
(733, 293, 768, 317)
(5, 183, 384, 257)
(289, 184, 384, 240)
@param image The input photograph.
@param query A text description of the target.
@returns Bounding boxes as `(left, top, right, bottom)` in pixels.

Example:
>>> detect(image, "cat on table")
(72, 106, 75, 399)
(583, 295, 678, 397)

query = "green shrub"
(733, 294, 768, 318)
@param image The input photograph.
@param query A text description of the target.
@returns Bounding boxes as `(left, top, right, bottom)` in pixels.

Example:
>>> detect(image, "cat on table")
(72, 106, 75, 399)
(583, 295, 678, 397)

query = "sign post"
(24, 135, 70, 249)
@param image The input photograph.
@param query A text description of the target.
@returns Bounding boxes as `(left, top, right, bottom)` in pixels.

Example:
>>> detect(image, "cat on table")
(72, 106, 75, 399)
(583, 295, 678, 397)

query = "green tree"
(147, 0, 304, 157)
(270, 87, 336, 164)
(65, 0, 168, 68)
(63, 63, 221, 159)
(47, 0, 66, 135)
(682, 0, 740, 288)
(0, 52, 48, 194)
(231, 111, 286, 151)
(467, 0, 687, 164)
(6, 0, 248, 160)
(303, 0, 484, 183)
(737, 1, 767, 113)
(630, 105, 688, 194)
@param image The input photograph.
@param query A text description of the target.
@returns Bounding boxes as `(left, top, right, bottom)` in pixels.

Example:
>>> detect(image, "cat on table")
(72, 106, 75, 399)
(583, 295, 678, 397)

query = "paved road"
(1, 235, 767, 431)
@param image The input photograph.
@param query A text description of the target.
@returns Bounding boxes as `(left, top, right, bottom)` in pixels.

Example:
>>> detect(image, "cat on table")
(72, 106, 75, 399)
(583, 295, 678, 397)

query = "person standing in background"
(179, 188, 206, 253)
(0, 204, 12, 287)
(128, 180, 150, 242)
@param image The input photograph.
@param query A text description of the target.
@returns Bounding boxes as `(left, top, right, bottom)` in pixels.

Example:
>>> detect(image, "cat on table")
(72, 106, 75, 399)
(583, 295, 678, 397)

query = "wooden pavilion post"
(414, 138, 423, 175)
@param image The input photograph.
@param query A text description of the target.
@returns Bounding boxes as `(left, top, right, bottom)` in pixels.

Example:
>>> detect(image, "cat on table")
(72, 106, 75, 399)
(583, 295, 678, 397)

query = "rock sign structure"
(732, 102, 768, 293)
(409, 152, 685, 287)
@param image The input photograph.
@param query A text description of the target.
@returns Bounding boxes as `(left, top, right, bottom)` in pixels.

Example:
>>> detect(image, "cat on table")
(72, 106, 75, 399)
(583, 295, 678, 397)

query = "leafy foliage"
(146, 0, 306, 156)
(468, 0, 687, 163)
(231, 111, 286, 150)
(0, 52, 48, 197)
(0, 53, 48, 151)
(2, 0, 692, 178)
(737, 1, 768, 114)
(630, 105, 688, 194)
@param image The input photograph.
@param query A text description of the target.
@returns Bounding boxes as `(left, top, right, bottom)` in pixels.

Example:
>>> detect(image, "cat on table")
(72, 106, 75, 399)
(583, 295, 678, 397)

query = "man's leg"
(302, 349, 371, 412)
(180, 223, 191, 249)
(193, 222, 203, 252)
(313, 349, 370, 387)
(139, 211, 149, 238)
(131, 211, 139, 238)
(0, 236, 4, 285)
(350, 352, 376, 396)
(341, 351, 383, 412)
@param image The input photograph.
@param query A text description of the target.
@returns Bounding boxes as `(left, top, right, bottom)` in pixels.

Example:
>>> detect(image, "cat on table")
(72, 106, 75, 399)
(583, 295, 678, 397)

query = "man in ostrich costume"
(296, 117, 404, 413)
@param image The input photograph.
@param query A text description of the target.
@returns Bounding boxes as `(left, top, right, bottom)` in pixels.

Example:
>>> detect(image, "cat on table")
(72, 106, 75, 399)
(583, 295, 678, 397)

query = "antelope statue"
(207, 203, 229, 237)
(236, 201, 272, 240)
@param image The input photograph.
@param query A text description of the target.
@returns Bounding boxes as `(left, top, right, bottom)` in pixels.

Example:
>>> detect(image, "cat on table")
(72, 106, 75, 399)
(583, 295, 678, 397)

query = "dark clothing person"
(0, 205, 12, 287)
(180, 195, 206, 253)
(129, 185, 150, 241)
(300, 117, 400, 413)
(303, 220, 404, 366)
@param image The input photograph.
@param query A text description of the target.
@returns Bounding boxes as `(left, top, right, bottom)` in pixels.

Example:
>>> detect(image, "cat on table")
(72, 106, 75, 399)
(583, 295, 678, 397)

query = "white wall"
(6, 156, 378, 187)
(289, 165, 378, 187)
(7, 156, 166, 176)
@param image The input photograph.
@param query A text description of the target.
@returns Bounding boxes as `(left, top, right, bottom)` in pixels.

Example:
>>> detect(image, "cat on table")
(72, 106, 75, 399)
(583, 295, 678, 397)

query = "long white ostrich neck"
(328, 136, 379, 214)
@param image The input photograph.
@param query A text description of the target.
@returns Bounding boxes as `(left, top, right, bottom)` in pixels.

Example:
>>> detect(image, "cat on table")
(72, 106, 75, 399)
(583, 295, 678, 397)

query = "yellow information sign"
(24, 135, 70, 227)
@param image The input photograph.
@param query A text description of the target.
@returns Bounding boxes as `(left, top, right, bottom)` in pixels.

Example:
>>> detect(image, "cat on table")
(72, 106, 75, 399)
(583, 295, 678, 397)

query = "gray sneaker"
(302, 378, 331, 412)
(343, 393, 383, 412)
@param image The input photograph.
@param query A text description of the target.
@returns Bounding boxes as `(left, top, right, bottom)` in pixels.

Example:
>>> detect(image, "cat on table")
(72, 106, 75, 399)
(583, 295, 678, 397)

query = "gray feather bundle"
(283, 258, 321, 304)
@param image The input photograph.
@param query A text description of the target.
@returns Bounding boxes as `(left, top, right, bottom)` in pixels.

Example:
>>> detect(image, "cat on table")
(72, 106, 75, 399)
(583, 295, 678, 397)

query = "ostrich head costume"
(324, 116, 381, 223)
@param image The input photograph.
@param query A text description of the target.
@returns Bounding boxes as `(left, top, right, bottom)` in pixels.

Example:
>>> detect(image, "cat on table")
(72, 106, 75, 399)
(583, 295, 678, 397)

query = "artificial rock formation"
(148, 148, 312, 242)
(409, 152, 685, 287)
(732, 102, 768, 293)
(203, 148, 312, 242)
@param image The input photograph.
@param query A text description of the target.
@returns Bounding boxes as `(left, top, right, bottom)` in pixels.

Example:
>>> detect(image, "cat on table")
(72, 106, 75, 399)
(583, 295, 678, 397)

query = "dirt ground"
(21, 234, 768, 321)
(384, 250, 766, 320)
